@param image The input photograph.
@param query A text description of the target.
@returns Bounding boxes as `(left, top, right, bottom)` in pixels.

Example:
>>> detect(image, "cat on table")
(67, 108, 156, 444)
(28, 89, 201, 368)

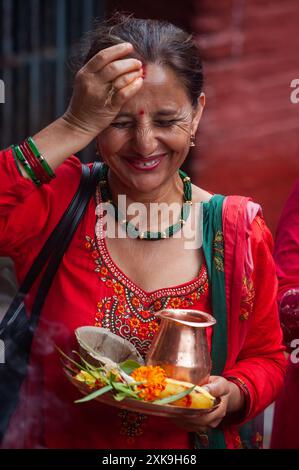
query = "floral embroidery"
(85, 234, 209, 359)
(196, 432, 209, 448)
(251, 432, 263, 449)
(213, 231, 224, 272)
(118, 410, 148, 444)
(239, 276, 255, 321)
(234, 435, 244, 449)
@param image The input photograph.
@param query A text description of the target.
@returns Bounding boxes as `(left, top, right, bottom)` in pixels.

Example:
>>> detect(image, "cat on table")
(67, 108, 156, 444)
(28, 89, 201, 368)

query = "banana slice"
(159, 378, 216, 409)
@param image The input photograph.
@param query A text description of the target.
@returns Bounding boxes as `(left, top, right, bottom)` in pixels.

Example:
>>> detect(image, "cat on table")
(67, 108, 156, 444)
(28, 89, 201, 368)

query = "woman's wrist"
(227, 380, 245, 413)
(32, 117, 95, 171)
(225, 376, 251, 423)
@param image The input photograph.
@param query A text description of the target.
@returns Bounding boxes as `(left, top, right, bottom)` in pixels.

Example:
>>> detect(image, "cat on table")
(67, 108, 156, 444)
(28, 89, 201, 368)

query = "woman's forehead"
(119, 63, 191, 115)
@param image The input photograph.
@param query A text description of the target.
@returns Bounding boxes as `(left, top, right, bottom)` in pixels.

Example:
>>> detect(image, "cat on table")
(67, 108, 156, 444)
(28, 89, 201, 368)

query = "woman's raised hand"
(62, 43, 143, 140)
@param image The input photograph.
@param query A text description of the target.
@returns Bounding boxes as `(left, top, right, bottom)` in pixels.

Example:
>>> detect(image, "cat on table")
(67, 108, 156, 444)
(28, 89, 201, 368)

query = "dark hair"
(77, 13, 204, 107)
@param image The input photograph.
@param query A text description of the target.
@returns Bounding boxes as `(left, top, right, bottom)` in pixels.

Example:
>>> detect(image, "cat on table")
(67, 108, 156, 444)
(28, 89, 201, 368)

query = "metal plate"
(66, 372, 221, 418)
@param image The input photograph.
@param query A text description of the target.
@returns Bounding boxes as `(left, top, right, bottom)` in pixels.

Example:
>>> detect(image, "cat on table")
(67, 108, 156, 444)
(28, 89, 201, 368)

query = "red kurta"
(0, 148, 286, 449)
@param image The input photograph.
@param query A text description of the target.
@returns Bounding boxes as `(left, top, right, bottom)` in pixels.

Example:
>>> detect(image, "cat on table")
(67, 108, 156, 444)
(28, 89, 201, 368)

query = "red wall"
(191, 0, 299, 233)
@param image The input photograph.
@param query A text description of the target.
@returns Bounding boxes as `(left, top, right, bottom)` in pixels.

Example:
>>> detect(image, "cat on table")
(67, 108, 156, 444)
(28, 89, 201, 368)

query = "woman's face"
(96, 63, 205, 194)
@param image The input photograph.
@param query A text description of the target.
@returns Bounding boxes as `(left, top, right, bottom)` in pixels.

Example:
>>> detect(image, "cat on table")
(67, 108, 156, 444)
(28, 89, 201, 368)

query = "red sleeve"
(0, 147, 82, 261)
(274, 180, 299, 301)
(223, 216, 287, 422)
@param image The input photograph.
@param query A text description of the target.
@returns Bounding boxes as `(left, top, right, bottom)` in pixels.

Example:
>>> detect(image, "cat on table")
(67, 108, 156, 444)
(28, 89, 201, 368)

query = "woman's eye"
(155, 120, 177, 127)
(111, 122, 132, 129)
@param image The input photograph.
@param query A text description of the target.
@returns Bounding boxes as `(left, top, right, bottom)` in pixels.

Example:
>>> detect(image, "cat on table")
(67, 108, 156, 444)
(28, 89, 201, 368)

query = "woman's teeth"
(135, 159, 158, 167)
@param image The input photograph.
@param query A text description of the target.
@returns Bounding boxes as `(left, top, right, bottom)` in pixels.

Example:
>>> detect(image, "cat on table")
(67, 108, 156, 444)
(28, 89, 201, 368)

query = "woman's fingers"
(202, 376, 230, 398)
(112, 77, 144, 107)
(113, 69, 143, 90)
(100, 58, 143, 83)
(83, 42, 134, 73)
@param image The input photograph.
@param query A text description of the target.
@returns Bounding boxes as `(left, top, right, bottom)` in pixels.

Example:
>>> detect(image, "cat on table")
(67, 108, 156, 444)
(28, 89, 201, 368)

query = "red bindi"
(139, 109, 145, 116)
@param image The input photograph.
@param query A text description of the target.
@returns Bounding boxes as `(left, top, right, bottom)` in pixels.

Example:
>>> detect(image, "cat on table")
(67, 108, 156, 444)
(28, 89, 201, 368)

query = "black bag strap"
(0, 161, 102, 333)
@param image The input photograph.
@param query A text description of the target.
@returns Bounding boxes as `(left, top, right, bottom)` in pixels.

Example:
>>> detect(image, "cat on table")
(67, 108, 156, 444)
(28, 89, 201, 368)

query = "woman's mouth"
(123, 154, 166, 171)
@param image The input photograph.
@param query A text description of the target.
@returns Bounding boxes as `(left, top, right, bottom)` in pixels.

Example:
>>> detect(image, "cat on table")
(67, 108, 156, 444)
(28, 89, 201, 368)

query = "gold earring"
(190, 135, 196, 147)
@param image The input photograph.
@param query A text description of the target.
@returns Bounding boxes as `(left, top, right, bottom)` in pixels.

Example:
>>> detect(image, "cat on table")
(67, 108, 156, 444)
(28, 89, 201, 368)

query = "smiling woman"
(0, 14, 286, 450)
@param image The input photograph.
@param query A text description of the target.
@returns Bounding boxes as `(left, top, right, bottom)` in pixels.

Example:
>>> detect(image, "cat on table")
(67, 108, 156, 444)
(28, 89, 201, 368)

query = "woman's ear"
(191, 92, 205, 135)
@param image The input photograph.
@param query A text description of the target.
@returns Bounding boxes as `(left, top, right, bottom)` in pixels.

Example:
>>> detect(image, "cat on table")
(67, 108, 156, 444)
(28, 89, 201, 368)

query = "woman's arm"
(21, 43, 143, 177)
(223, 217, 287, 423)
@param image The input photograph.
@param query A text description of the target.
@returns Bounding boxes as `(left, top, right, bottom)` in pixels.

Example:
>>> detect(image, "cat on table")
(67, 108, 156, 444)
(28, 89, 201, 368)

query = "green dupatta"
(193, 195, 263, 449)
(193, 194, 227, 449)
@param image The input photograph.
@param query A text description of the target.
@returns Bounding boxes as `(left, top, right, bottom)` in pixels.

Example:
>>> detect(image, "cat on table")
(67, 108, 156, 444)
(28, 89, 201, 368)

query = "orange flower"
(190, 292, 198, 301)
(117, 305, 125, 314)
(85, 241, 92, 250)
(100, 266, 108, 276)
(130, 318, 140, 329)
(170, 297, 182, 308)
(114, 283, 124, 295)
(153, 300, 162, 311)
(97, 301, 103, 309)
(148, 321, 159, 333)
(132, 297, 140, 307)
(138, 326, 149, 339)
(131, 365, 166, 401)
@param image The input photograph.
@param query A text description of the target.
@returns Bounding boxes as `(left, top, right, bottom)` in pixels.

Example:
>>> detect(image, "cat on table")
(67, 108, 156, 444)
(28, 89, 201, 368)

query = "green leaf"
(112, 382, 140, 399)
(75, 384, 113, 403)
(113, 392, 127, 402)
(119, 359, 141, 375)
(153, 385, 196, 405)
(62, 363, 78, 376)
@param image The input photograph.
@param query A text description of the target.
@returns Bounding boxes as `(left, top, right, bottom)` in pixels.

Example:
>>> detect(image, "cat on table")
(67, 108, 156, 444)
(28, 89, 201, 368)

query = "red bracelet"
(19, 141, 51, 184)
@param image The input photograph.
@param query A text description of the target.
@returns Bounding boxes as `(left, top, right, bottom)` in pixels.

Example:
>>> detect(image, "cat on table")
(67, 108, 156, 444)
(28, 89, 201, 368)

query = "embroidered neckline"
(94, 185, 208, 304)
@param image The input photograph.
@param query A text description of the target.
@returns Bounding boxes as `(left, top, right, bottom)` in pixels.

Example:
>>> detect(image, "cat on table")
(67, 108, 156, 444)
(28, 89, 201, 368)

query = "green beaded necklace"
(98, 163, 192, 240)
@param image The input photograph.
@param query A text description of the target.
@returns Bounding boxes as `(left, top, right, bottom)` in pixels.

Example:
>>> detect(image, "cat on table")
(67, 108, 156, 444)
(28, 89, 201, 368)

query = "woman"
(0, 15, 286, 449)
(271, 180, 299, 449)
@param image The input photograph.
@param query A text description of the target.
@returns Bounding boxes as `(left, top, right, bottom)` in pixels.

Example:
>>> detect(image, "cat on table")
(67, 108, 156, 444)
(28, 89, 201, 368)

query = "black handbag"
(0, 161, 102, 443)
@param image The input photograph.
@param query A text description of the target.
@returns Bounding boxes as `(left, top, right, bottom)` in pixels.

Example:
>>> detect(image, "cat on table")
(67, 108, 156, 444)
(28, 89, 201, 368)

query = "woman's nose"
(131, 125, 157, 156)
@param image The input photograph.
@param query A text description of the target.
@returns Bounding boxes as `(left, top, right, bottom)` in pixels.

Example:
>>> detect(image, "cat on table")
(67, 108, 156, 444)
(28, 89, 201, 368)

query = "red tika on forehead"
(139, 109, 145, 116)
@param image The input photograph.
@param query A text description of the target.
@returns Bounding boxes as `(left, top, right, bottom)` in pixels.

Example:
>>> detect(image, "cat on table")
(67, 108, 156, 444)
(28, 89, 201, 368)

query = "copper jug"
(146, 309, 216, 385)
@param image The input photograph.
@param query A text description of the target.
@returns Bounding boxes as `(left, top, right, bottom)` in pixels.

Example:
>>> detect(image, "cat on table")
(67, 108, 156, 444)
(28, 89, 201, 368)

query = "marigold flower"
(131, 365, 167, 401)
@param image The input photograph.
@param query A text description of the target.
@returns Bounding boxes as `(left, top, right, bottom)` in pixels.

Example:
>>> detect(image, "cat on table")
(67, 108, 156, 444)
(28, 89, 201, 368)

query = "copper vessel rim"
(155, 308, 216, 327)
